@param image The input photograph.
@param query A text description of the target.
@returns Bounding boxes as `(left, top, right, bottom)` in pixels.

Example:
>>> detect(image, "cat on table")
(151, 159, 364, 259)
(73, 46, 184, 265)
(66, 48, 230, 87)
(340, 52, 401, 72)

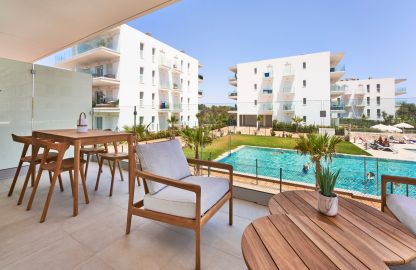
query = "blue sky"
(39, 0, 415, 105)
(128, 0, 415, 104)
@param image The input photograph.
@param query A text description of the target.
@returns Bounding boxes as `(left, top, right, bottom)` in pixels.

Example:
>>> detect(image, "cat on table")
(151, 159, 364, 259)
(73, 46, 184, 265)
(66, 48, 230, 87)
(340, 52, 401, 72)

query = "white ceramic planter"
(317, 191, 338, 216)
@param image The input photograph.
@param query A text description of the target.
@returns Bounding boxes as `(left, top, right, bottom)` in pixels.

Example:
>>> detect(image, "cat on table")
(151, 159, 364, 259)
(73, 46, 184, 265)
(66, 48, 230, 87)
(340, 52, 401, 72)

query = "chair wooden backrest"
(381, 175, 416, 214)
(31, 137, 69, 168)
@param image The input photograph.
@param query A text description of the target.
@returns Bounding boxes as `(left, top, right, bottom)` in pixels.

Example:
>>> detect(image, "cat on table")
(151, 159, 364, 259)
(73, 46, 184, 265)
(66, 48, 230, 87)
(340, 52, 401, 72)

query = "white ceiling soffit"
(0, 0, 178, 63)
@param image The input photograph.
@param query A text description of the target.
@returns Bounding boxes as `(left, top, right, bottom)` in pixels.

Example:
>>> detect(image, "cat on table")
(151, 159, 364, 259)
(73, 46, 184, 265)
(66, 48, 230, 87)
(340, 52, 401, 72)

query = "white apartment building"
(334, 77, 406, 121)
(228, 51, 345, 127)
(55, 24, 202, 131)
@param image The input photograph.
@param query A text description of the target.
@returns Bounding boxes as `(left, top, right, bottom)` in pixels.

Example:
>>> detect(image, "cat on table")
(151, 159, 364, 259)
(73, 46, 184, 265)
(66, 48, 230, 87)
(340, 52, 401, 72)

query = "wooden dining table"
(31, 129, 135, 216)
(242, 190, 416, 269)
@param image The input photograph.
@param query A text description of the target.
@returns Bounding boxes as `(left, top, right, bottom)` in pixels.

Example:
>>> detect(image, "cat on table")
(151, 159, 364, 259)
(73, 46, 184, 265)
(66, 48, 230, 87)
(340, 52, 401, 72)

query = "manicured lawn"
(183, 134, 370, 160)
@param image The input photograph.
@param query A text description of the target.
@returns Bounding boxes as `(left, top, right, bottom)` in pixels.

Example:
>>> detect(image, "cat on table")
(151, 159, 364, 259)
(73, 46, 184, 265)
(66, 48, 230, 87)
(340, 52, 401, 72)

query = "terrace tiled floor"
(0, 163, 268, 270)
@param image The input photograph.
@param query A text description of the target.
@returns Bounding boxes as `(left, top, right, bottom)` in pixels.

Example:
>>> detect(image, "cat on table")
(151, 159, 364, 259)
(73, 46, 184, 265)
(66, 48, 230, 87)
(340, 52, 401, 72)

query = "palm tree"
(294, 133, 343, 189)
(291, 116, 303, 133)
(181, 126, 213, 175)
(256, 115, 264, 130)
(167, 114, 179, 138)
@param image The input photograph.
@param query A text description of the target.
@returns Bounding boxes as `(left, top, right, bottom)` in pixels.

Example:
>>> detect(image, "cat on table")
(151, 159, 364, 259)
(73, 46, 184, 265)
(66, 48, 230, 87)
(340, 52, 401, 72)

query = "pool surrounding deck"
(217, 145, 416, 198)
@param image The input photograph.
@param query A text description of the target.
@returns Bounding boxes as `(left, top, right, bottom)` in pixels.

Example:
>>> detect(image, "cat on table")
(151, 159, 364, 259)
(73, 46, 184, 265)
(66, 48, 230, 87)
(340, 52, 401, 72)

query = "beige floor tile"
(74, 255, 114, 270)
(3, 235, 94, 270)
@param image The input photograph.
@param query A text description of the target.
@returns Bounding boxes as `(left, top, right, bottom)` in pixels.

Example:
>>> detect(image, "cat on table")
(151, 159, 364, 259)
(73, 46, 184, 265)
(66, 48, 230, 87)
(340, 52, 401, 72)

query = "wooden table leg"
(126, 134, 135, 234)
(73, 140, 81, 217)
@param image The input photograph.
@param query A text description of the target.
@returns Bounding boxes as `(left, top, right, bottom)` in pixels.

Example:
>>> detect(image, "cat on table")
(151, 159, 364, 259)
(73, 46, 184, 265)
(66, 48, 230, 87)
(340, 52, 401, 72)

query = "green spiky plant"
(317, 166, 340, 197)
(294, 133, 343, 189)
(291, 116, 303, 133)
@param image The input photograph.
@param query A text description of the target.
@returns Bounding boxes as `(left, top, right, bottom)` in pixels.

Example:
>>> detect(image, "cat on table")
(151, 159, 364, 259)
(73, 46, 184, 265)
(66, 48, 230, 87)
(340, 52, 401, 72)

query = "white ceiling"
(0, 0, 177, 63)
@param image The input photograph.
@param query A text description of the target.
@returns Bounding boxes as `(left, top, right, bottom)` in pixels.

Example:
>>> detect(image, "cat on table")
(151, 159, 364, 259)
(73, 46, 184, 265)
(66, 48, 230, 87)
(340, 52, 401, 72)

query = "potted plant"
(317, 166, 341, 216)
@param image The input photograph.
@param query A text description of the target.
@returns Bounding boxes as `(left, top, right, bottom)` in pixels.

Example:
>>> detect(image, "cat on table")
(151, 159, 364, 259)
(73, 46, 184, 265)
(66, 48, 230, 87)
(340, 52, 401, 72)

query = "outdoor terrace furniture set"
(8, 130, 136, 222)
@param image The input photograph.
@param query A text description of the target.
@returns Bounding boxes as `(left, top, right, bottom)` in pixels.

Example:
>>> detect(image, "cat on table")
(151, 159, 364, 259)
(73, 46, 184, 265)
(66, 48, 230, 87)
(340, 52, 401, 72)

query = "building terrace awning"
(0, 0, 178, 63)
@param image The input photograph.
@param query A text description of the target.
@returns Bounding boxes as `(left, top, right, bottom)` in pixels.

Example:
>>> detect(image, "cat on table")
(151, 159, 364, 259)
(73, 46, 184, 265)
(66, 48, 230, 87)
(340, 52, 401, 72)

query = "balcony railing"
(93, 98, 119, 108)
(396, 87, 407, 95)
(282, 103, 295, 111)
(260, 103, 273, 111)
(330, 65, 345, 72)
(281, 86, 294, 93)
(262, 89, 273, 94)
(159, 101, 170, 109)
(198, 74, 204, 81)
(330, 102, 345, 110)
(330, 85, 346, 92)
(198, 90, 203, 96)
(172, 83, 182, 91)
(229, 91, 237, 97)
(173, 103, 182, 110)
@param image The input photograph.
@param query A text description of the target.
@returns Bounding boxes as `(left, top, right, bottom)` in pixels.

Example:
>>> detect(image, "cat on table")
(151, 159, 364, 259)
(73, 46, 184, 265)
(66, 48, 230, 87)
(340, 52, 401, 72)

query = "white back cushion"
(136, 139, 191, 194)
(387, 194, 416, 235)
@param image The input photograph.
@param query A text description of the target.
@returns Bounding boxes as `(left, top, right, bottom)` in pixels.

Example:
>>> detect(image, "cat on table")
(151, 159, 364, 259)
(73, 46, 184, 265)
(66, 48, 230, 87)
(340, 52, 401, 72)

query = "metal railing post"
(255, 159, 258, 185)
(376, 158, 379, 195)
(364, 158, 367, 194)
(279, 168, 282, 193)
(208, 152, 212, 177)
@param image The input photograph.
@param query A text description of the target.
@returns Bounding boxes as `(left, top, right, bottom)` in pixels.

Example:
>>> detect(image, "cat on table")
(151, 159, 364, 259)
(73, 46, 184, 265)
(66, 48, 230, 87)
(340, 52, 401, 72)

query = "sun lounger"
(375, 143, 398, 153)
(403, 135, 416, 144)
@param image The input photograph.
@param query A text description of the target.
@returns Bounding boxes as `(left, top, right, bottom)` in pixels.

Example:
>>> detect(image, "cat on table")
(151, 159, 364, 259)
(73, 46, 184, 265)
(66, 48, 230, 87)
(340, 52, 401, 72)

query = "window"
(377, 84, 380, 93)
(303, 62, 306, 69)
(303, 98, 306, 105)
(96, 117, 103, 130)
(151, 116, 155, 123)
(151, 47, 155, 62)
(254, 68, 257, 74)
(367, 97, 370, 105)
(377, 109, 381, 118)
(303, 116, 307, 122)
(366, 84, 370, 93)
(139, 67, 144, 83)
(139, 92, 144, 108)
(181, 116, 183, 122)
(152, 93, 155, 100)
(181, 60, 183, 71)
(152, 70, 155, 85)
(254, 84, 257, 90)
(96, 65, 104, 77)
(187, 63, 190, 73)
(140, 43, 144, 59)
(254, 100, 257, 106)
(187, 80, 190, 91)
(181, 97, 183, 103)
(139, 92, 144, 99)
(187, 115, 190, 121)
(367, 109, 370, 117)
(376, 96, 380, 105)
(303, 80, 306, 88)
(139, 116, 144, 125)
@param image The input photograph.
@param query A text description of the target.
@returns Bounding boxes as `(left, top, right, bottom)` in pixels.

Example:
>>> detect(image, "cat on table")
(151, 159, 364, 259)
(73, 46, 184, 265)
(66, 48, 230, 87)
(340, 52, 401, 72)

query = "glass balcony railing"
(396, 87, 406, 95)
(261, 103, 273, 111)
(330, 102, 345, 110)
(282, 103, 295, 111)
(330, 65, 346, 72)
(159, 101, 170, 109)
(330, 85, 346, 92)
(172, 83, 182, 91)
(229, 91, 237, 97)
(173, 103, 182, 110)
(282, 86, 294, 93)
(93, 98, 119, 108)
(159, 55, 172, 68)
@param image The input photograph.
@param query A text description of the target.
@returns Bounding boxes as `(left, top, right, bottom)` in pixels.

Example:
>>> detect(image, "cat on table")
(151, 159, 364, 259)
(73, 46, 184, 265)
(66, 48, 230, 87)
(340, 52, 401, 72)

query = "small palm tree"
(256, 115, 264, 130)
(181, 126, 213, 175)
(294, 133, 343, 189)
(292, 116, 303, 133)
(167, 114, 179, 138)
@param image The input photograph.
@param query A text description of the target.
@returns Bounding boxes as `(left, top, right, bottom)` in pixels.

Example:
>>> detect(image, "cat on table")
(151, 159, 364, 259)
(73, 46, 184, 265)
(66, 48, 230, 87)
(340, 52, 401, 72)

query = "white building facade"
(334, 77, 406, 121)
(229, 51, 345, 127)
(55, 24, 201, 131)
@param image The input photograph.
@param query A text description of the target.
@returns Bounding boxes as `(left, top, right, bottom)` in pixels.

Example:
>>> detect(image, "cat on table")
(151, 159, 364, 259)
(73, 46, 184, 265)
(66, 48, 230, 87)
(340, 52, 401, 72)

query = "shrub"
(272, 120, 318, 133)
(270, 130, 276, 136)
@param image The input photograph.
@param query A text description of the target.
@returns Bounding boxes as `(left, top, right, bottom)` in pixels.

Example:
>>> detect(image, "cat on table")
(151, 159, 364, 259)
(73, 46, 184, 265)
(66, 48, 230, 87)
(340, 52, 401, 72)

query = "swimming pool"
(217, 146, 416, 197)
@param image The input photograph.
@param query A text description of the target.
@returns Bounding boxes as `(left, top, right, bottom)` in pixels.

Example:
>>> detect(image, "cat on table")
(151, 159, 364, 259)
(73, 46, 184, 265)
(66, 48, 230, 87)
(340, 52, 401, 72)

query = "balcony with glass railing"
(281, 85, 295, 94)
(395, 87, 407, 96)
(55, 37, 120, 68)
(159, 101, 170, 110)
(282, 65, 294, 77)
(330, 85, 346, 96)
(158, 54, 172, 69)
(198, 89, 203, 98)
(172, 82, 182, 92)
(259, 102, 273, 112)
(172, 103, 182, 111)
(282, 103, 295, 113)
(330, 101, 345, 111)
(228, 91, 237, 100)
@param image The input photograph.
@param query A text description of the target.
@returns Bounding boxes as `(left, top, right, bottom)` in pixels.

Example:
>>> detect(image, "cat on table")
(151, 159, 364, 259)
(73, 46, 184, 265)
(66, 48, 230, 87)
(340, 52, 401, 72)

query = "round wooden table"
(241, 190, 416, 270)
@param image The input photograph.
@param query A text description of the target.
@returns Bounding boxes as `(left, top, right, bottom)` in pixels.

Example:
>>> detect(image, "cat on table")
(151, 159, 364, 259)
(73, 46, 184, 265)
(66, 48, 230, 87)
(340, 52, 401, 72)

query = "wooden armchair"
(381, 175, 416, 235)
(126, 139, 233, 270)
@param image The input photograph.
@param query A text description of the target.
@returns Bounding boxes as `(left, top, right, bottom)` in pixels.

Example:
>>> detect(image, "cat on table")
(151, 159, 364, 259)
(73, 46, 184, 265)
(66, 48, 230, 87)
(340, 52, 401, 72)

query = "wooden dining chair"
(8, 134, 64, 205)
(26, 138, 89, 223)
(95, 141, 129, 196)
(80, 144, 108, 177)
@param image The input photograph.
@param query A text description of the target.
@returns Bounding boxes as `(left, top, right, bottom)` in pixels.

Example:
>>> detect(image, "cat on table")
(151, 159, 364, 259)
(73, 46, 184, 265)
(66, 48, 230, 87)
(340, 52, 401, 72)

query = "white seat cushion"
(387, 194, 416, 235)
(137, 139, 191, 194)
(143, 176, 230, 219)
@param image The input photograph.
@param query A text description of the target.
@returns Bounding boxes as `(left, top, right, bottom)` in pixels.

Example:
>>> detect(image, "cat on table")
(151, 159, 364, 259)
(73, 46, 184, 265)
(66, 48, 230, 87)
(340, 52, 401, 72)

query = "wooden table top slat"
(33, 129, 132, 140)
(268, 214, 339, 270)
(295, 190, 404, 264)
(288, 214, 388, 269)
(242, 190, 416, 269)
(241, 225, 278, 270)
(252, 217, 308, 270)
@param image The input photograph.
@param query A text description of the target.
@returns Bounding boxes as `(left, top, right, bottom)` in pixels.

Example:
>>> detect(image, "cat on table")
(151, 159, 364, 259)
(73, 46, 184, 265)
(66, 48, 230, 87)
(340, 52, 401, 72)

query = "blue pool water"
(218, 146, 416, 197)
